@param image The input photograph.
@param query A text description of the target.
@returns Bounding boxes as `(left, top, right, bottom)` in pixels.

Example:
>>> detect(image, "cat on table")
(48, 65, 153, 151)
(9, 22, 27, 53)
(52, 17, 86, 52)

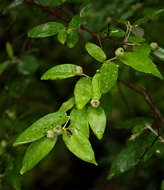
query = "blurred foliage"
(0, 0, 164, 190)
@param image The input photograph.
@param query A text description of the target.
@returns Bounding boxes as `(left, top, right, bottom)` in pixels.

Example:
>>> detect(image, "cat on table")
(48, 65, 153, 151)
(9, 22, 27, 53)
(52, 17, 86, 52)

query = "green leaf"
(57, 28, 67, 45)
(20, 137, 57, 175)
(67, 29, 79, 48)
(85, 43, 107, 62)
(0, 60, 11, 76)
(70, 107, 89, 138)
(41, 64, 83, 80)
(161, 180, 164, 190)
(87, 106, 106, 140)
(68, 15, 83, 29)
(13, 112, 67, 146)
(6, 42, 14, 58)
(5, 161, 21, 190)
(133, 9, 164, 26)
(92, 73, 101, 101)
(63, 127, 97, 165)
(114, 117, 153, 129)
(120, 44, 163, 79)
(34, 0, 63, 7)
(3, 0, 24, 13)
(100, 93, 113, 117)
(74, 77, 92, 109)
(128, 36, 145, 43)
(109, 27, 125, 38)
(28, 22, 64, 38)
(99, 61, 118, 94)
(58, 97, 75, 112)
(107, 134, 159, 180)
(18, 55, 38, 75)
(153, 47, 164, 61)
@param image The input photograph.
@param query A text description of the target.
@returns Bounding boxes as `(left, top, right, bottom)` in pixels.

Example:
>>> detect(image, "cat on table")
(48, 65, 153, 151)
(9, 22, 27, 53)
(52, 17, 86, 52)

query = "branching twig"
(118, 78, 164, 126)
(26, 0, 69, 22)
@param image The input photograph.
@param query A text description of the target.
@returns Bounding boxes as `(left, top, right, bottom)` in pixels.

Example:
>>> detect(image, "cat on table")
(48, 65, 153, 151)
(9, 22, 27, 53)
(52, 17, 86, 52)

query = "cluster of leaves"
(1, 0, 164, 189)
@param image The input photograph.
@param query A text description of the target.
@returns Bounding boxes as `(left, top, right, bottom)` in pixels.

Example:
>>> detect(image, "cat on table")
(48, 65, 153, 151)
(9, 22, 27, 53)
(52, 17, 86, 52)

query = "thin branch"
(118, 78, 164, 126)
(26, 0, 69, 22)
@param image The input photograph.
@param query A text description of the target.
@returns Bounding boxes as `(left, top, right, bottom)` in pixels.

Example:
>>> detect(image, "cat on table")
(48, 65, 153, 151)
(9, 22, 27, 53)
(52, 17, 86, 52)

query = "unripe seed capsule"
(150, 42, 158, 51)
(53, 125, 63, 136)
(90, 99, 100, 108)
(46, 130, 55, 139)
(115, 47, 124, 57)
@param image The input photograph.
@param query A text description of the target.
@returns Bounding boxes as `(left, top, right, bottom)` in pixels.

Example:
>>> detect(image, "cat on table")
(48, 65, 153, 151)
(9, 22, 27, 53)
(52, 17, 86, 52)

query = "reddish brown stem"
(118, 78, 164, 126)
(26, 0, 69, 22)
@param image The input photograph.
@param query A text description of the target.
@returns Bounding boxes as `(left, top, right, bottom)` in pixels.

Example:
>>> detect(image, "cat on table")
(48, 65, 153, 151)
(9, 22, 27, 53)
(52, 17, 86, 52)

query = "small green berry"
(46, 130, 55, 139)
(150, 42, 158, 51)
(90, 99, 100, 108)
(74, 66, 83, 75)
(115, 47, 125, 57)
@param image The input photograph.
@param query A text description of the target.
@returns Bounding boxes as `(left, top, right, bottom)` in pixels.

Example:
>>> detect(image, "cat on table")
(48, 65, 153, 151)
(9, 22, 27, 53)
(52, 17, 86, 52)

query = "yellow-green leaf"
(99, 61, 118, 94)
(87, 106, 106, 140)
(20, 137, 57, 175)
(63, 127, 97, 165)
(70, 107, 89, 138)
(85, 43, 107, 62)
(13, 112, 67, 146)
(41, 64, 83, 80)
(74, 77, 92, 109)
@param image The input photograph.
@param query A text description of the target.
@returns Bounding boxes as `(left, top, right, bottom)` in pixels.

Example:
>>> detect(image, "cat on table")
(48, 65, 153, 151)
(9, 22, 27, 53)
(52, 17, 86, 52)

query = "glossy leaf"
(120, 44, 163, 79)
(85, 43, 107, 62)
(92, 73, 101, 101)
(28, 22, 64, 38)
(20, 136, 57, 174)
(99, 61, 118, 94)
(63, 127, 97, 165)
(70, 107, 89, 138)
(108, 134, 160, 180)
(57, 28, 67, 45)
(153, 47, 164, 61)
(67, 30, 79, 48)
(58, 97, 75, 112)
(74, 77, 92, 109)
(13, 112, 67, 146)
(87, 106, 106, 140)
(68, 15, 83, 29)
(41, 64, 83, 80)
